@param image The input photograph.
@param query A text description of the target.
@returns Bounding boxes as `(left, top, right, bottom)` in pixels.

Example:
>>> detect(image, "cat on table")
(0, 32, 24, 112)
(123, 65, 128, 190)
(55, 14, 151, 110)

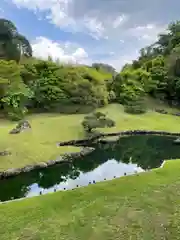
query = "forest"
(1, 18, 180, 120)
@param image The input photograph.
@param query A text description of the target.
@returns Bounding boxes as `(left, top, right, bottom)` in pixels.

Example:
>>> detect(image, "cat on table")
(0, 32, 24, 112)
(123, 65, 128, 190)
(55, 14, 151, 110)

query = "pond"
(0, 135, 180, 202)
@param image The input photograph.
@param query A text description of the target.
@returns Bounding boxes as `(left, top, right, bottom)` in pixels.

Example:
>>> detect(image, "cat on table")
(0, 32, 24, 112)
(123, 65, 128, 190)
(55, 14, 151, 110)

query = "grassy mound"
(0, 160, 180, 239)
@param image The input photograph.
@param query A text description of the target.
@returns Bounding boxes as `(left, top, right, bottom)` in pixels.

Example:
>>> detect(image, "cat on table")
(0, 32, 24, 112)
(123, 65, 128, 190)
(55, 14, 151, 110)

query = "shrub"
(124, 105, 146, 114)
(0, 60, 33, 120)
(82, 112, 115, 133)
(124, 99, 147, 115)
(93, 111, 106, 119)
(155, 109, 168, 114)
(22, 61, 109, 112)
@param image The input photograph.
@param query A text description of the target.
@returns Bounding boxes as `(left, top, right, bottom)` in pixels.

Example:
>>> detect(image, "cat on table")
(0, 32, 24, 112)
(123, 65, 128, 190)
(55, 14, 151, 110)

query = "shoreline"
(0, 147, 95, 180)
(0, 159, 168, 205)
(0, 130, 180, 179)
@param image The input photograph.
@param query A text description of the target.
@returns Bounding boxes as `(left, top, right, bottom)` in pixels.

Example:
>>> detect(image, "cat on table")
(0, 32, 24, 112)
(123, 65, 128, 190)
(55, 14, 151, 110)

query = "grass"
(0, 114, 83, 171)
(1, 100, 180, 171)
(1, 160, 180, 239)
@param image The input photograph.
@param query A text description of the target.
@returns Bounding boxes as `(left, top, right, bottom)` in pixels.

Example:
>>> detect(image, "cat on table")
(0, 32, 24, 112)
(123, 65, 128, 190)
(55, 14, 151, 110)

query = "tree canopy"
(1, 18, 180, 120)
(0, 18, 32, 62)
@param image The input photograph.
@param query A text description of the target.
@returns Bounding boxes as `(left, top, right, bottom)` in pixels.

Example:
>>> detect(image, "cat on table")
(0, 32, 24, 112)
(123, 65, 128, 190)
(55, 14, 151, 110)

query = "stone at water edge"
(173, 138, 180, 144)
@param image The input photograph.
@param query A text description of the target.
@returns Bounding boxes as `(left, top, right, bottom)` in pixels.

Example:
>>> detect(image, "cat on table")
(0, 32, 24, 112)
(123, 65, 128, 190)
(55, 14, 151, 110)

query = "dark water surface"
(0, 135, 180, 202)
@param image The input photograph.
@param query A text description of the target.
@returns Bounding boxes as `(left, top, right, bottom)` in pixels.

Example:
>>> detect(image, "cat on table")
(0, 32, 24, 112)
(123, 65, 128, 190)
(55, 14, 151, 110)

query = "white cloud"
(10, 0, 128, 40)
(31, 36, 137, 71)
(72, 48, 88, 59)
(102, 50, 140, 71)
(6, 0, 169, 71)
(31, 36, 89, 64)
(83, 16, 105, 40)
(128, 24, 166, 43)
(113, 15, 128, 28)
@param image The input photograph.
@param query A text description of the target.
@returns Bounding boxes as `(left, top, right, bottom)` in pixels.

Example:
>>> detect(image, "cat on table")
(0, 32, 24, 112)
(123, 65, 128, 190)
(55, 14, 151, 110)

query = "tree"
(21, 60, 109, 112)
(0, 18, 32, 62)
(92, 63, 117, 75)
(0, 60, 32, 120)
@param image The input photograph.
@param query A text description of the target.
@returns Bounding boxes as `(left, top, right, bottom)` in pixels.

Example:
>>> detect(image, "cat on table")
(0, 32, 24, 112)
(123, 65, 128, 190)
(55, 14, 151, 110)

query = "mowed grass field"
(1, 101, 180, 171)
(1, 160, 180, 239)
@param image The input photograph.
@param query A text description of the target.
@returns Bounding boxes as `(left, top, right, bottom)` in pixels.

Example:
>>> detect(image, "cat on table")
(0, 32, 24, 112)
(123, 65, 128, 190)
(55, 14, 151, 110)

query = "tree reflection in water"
(0, 135, 180, 201)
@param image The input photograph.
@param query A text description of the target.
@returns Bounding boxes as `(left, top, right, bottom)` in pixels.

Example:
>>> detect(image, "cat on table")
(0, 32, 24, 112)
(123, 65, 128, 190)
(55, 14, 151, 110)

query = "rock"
(98, 139, 117, 144)
(9, 120, 31, 134)
(3, 168, 21, 178)
(174, 138, 180, 144)
(22, 165, 35, 173)
(46, 160, 57, 166)
(0, 150, 11, 156)
(81, 147, 95, 155)
(55, 157, 64, 163)
(35, 162, 48, 169)
(9, 128, 20, 134)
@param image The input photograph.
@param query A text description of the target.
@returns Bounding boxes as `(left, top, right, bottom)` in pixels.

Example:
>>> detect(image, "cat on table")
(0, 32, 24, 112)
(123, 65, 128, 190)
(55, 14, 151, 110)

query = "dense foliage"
(2, 18, 180, 120)
(82, 112, 115, 132)
(0, 19, 32, 62)
(113, 21, 180, 110)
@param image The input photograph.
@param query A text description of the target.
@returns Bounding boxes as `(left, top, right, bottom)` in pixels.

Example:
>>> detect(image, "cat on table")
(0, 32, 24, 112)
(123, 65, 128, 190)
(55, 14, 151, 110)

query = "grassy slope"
(0, 114, 84, 171)
(1, 101, 180, 171)
(1, 160, 180, 239)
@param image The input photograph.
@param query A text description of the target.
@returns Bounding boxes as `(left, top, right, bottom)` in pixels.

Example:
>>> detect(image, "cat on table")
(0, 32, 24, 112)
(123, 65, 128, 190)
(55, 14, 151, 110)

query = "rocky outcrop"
(0, 147, 95, 179)
(9, 120, 31, 134)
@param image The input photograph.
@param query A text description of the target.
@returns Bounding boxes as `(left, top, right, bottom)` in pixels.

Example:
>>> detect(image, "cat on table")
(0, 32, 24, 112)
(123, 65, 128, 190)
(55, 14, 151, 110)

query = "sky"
(0, 0, 180, 70)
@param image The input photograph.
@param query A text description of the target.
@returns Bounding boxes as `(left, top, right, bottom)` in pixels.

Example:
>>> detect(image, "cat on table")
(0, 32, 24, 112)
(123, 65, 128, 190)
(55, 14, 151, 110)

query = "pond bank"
(1, 130, 180, 179)
(58, 130, 180, 146)
(1, 160, 180, 240)
(0, 147, 95, 179)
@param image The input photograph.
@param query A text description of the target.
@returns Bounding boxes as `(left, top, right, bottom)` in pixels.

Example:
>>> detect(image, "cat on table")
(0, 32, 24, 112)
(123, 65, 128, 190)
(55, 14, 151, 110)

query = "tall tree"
(0, 18, 32, 62)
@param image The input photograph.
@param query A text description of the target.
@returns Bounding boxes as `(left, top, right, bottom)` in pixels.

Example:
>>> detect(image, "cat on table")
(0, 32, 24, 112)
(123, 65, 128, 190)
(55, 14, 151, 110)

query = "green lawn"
(1, 102, 180, 171)
(1, 160, 180, 239)
(0, 113, 84, 171)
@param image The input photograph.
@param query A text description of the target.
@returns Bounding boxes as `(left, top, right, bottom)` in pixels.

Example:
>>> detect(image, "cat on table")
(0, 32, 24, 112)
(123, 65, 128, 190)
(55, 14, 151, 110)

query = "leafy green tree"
(0, 18, 32, 62)
(21, 60, 109, 112)
(92, 63, 117, 75)
(0, 60, 32, 120)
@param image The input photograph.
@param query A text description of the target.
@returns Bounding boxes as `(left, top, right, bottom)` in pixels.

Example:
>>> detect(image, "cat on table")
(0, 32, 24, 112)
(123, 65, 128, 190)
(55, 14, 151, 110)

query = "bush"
(22, 61, 109, 112)
(6, 107, 28, 121)
(0, 60, 33, 120)
(93, 112, 106, 119)
(82, 112, 115, 133)
(104, 117, 116, 127)
(124, 99, 147, 115)
(124, 105, 146, 114)
(155, 108, 168, 114)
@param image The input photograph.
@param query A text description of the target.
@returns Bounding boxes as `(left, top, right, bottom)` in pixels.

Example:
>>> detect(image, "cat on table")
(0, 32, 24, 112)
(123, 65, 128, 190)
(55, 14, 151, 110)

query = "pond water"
(0, 135, 180, 202)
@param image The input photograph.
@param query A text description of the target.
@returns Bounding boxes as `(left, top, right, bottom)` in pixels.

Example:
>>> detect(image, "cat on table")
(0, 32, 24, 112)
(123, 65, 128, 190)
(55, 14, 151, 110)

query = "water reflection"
(0, 135, 179, 201)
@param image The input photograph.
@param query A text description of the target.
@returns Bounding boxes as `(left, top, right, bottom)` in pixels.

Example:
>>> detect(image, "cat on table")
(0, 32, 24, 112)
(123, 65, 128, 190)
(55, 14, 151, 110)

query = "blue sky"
(1, 0, 180, 70)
